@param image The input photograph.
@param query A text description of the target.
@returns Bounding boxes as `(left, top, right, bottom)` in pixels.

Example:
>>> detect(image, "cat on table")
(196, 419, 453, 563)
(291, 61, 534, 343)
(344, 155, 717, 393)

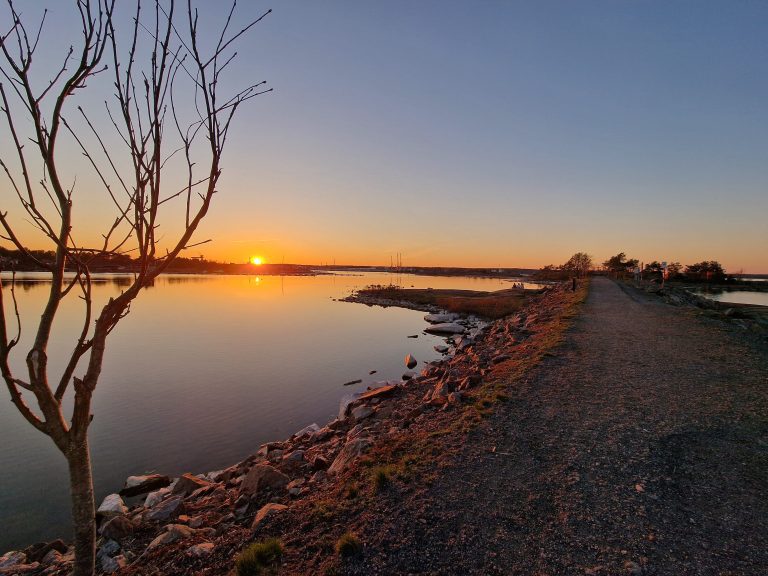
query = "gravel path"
(345, 277, 768, 576)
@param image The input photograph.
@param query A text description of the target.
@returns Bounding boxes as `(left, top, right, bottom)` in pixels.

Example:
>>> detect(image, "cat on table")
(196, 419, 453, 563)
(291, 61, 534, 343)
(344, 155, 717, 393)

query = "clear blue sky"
(3, 1, 767, 271)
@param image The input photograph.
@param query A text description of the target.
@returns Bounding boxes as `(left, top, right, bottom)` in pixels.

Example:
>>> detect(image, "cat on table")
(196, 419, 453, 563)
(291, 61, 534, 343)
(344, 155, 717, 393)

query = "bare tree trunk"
(66, 438, 96, 576)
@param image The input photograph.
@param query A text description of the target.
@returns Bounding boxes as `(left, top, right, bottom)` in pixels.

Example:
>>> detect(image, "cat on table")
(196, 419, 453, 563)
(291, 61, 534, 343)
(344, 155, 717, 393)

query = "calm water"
(693, 289, 768, 307)
(0, 272, 527, 550)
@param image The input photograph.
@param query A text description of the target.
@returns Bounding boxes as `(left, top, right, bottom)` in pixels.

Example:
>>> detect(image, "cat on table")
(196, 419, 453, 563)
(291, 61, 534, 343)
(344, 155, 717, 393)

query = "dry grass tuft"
(335, 532, 363, 557)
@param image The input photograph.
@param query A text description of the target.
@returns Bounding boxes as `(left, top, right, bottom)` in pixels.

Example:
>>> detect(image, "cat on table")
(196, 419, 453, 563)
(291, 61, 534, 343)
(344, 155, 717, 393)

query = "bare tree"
(0, 1, 270, 573)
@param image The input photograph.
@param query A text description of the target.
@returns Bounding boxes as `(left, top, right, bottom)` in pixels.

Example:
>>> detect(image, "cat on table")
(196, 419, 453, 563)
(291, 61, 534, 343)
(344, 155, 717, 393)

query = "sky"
(1, 1, 767, 272)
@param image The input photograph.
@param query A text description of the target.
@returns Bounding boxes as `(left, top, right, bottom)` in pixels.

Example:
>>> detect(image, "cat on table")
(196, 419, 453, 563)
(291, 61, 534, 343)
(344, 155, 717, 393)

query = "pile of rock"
(0, 541, 70, 575)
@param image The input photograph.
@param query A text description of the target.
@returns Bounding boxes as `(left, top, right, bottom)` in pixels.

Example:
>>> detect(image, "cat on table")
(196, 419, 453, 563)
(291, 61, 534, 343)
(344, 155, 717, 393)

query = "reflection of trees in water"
(162, 275, 212, 285)
(1, 274, 215, 292)
(1, 275, 137, 291)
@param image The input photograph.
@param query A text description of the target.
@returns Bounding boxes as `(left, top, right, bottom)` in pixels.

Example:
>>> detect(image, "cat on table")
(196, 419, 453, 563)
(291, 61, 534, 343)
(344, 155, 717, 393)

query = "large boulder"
(119, 474, 171, 498)
(96, 494, 127, 518)
(239, 464, 289, 496)
(424, 313, 458, 324)
(99, 516, 137, 541)
(172, 473, 212, 496)
(144, 487, 171, 509)
(145, 495, 185, 522)
(351, 405, 373, 422)
(424, 322, 466, 335)
(328, 437, 371, 475)
(358, 384, 398, 402)
(339, 392, 363, 419)
(293, 423, 320, 439)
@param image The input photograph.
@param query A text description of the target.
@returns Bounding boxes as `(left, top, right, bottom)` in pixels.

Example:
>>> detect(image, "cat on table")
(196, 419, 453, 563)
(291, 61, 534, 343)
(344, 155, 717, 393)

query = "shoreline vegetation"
(343, 284, 541, 320)
(0, 281, 585, 575)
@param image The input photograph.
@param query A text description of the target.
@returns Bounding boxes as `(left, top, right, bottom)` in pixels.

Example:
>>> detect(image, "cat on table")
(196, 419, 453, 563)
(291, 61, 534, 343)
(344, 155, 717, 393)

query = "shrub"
(235, 539, 284, 576)
(371, 465, 396, 492)
(335, 532, 363, 557)
(345, 482, 359, 499)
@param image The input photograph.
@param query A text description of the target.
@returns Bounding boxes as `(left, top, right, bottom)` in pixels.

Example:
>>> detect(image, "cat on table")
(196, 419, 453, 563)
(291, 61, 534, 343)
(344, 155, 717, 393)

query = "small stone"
(432, 379, 458, 402)
(311, 470, 328, 484)
(251, 503, 288, 530)
(267, 449, 284, 462)
(40, 549, 61, 566)
(187, 542, 215, 557)
(147, 524, 195, 549)
(405, 354, 418, 369)
(402, 371, 416, 381)
(624, 560, 643, 576)
(100, 554, 127, 573)
(311, 455, 329, 471)
(287, 478, 305, 496)
(97, 539, 120, 559)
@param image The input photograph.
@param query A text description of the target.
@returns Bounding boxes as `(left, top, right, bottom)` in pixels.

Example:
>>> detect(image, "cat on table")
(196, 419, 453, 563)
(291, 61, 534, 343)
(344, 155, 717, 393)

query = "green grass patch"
(309, 500, 335, 522)
(235, 539, 283, 576)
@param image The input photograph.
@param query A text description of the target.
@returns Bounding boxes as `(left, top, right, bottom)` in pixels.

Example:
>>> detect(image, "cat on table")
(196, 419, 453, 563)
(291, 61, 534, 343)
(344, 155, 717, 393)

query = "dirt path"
(345, 277, 768, 576)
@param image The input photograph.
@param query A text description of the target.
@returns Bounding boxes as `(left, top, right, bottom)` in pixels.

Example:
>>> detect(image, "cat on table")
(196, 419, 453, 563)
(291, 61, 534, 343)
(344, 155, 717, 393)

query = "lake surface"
(0, 272, 531, 551)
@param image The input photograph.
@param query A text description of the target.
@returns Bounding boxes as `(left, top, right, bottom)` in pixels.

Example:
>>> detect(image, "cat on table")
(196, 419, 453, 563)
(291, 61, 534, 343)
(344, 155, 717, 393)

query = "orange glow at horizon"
(250, 256, 264, 266)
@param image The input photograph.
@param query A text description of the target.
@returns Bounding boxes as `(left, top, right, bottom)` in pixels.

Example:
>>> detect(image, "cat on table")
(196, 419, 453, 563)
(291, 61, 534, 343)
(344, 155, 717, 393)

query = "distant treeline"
(537, 251, 734, 283)
(325, 265, 537, 278)
(0, 247, 314, 276)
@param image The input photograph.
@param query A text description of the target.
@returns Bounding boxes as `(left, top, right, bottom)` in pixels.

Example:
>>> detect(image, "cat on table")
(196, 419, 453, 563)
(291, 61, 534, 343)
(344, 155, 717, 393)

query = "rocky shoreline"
(624, 280, 768, 336)
(1, 283, 576, 576)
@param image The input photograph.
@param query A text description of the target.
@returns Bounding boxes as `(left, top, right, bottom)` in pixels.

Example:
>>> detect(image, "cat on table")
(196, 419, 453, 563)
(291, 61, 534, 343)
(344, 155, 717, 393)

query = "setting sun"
(250, 256, 263, 266)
